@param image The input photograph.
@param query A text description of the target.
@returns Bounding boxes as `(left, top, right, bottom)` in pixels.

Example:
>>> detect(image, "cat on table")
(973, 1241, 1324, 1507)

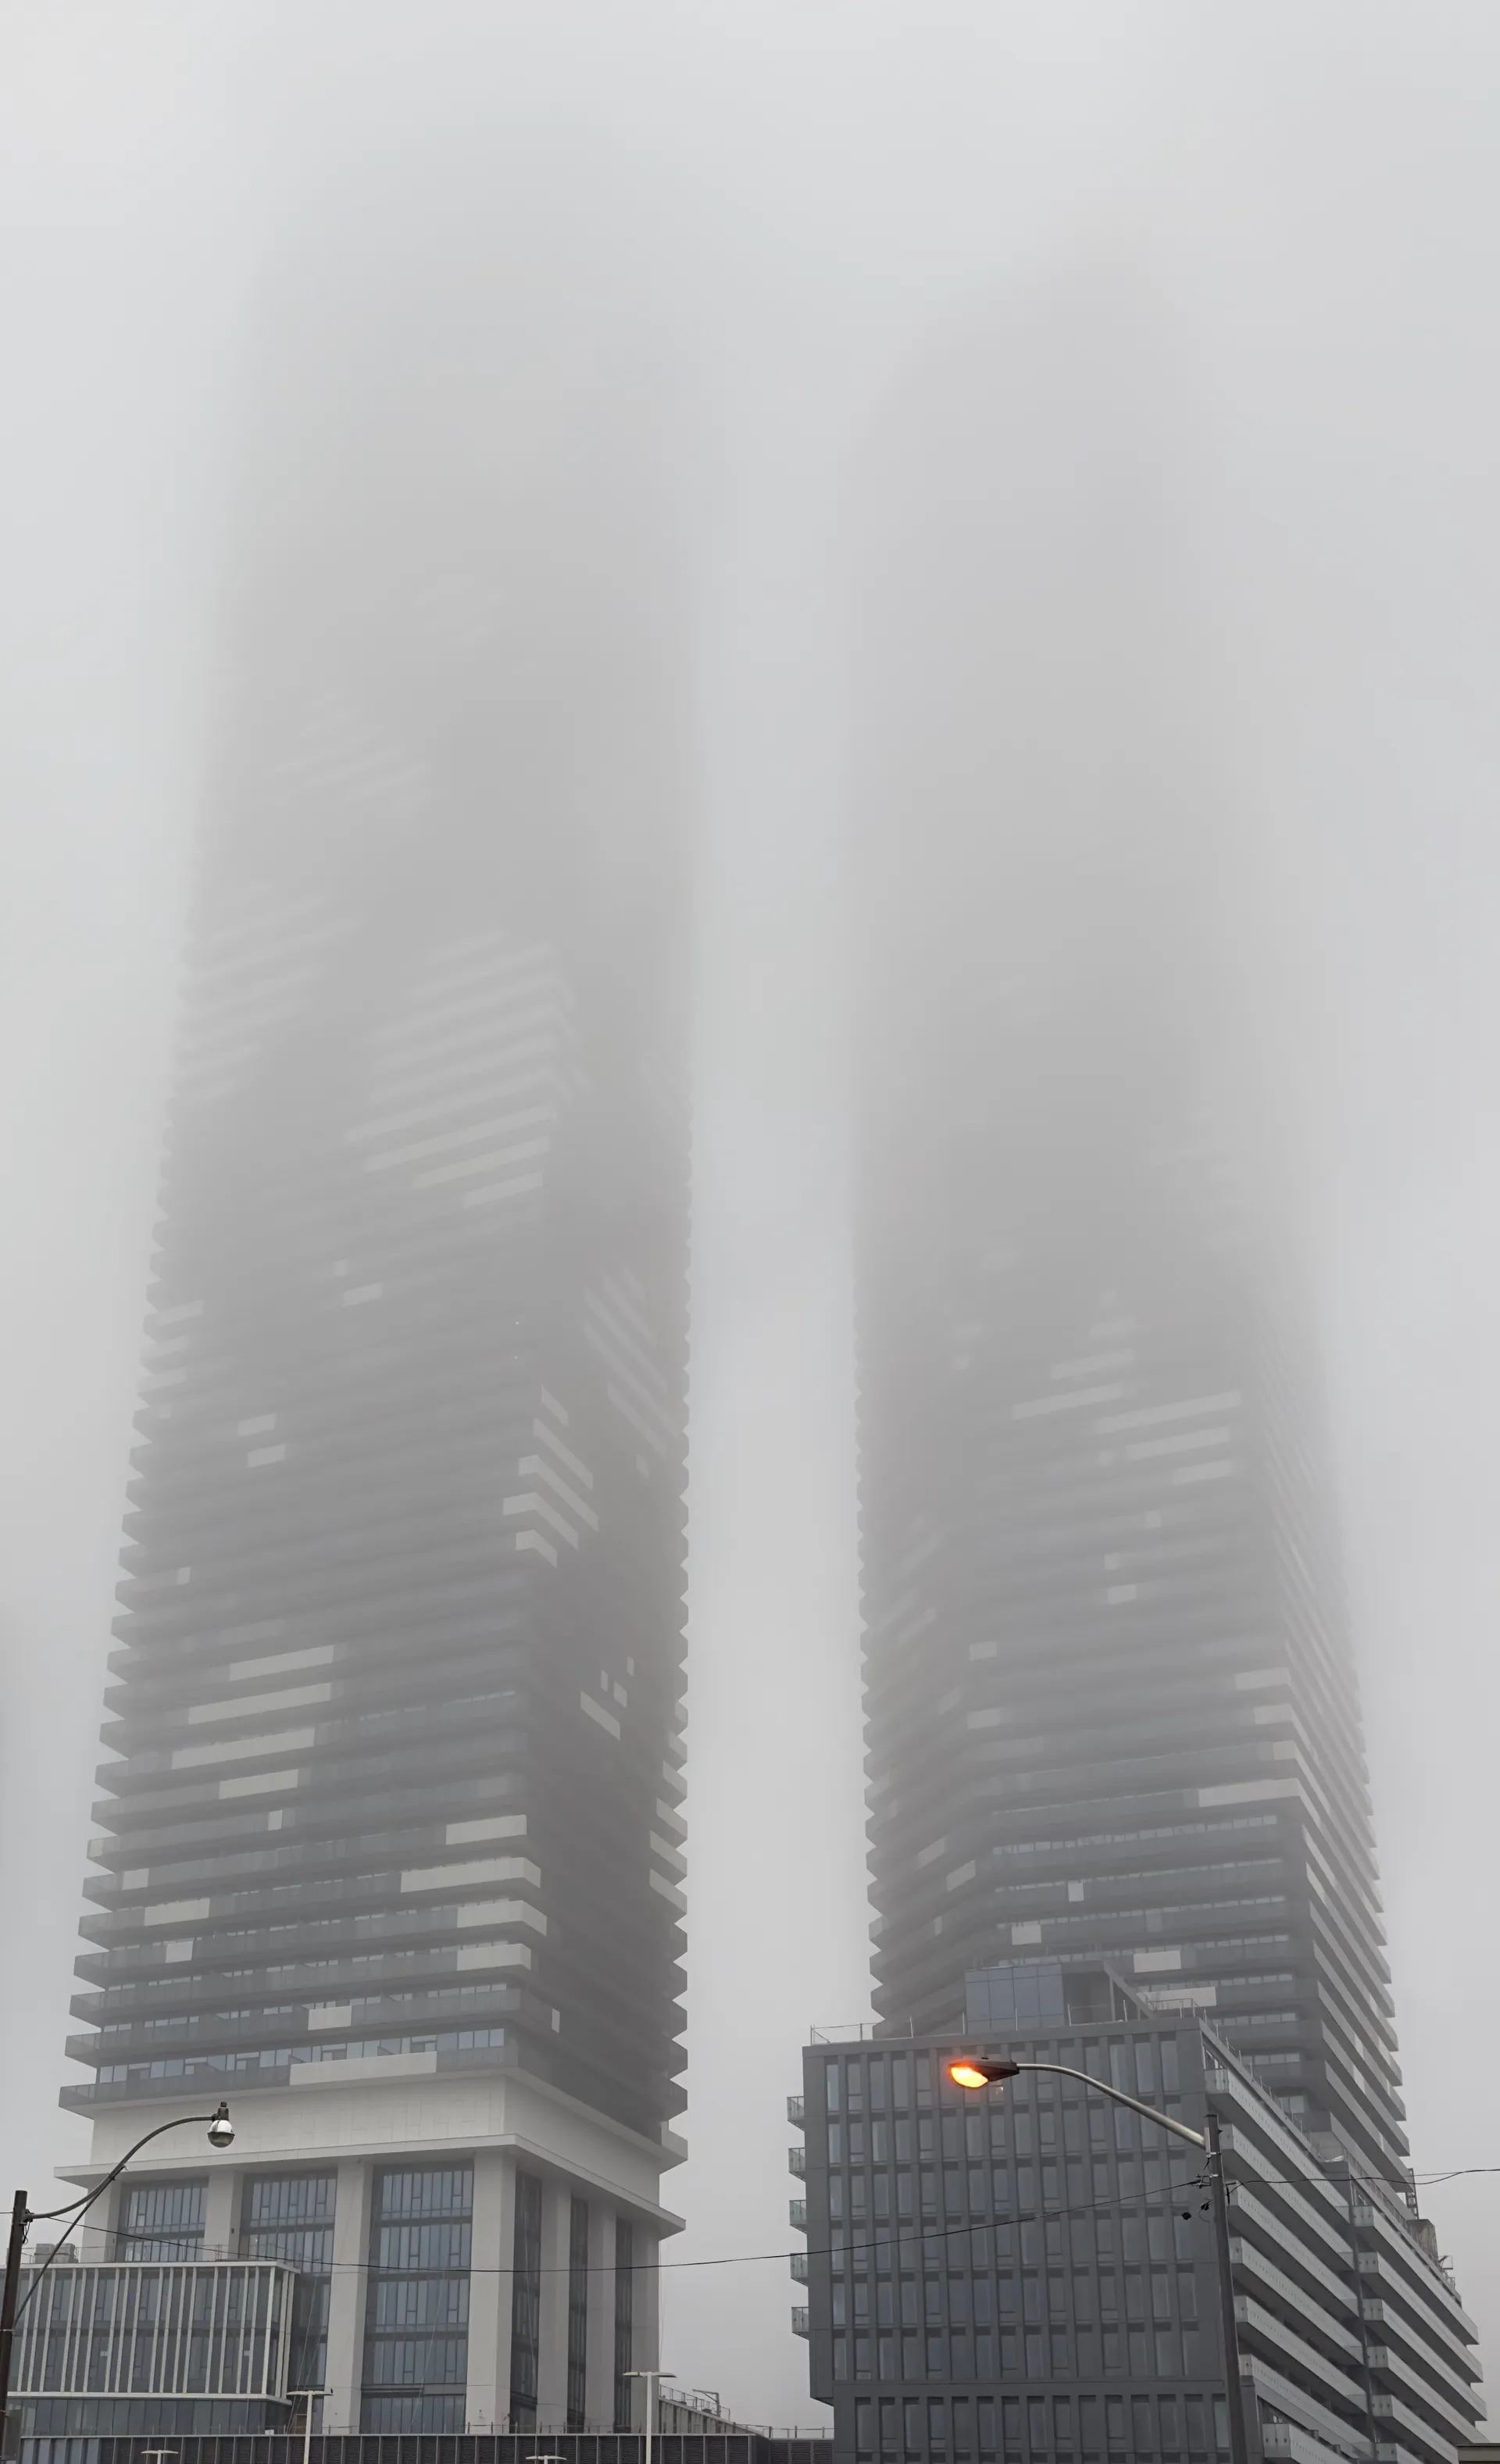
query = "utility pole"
(0, 2105, 234, 2464)
(1203, 2110, 1250, 2464)
(0, 2191, 28, 2464)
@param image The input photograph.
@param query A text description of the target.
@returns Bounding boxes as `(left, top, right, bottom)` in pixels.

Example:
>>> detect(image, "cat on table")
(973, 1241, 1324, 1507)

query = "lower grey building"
(791, 1965, 1481, 2464)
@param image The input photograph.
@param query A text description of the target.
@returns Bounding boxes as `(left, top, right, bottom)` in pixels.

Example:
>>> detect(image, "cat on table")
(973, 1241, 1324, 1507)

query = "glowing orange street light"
(947, 2057, 1020, 2091)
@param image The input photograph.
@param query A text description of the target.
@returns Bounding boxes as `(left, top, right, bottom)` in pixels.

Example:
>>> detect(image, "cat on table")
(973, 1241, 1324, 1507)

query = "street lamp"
(945, 2056, 1248, 2464)
(293, 2385, 330, 2464)
(0, 2102, 234, 2458)
(627, 2363, 674, 2464)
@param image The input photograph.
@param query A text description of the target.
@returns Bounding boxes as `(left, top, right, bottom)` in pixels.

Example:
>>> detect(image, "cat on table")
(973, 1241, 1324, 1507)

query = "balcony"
(791, 2308, 809, 2340)
(1259, 2425, 1383, 2464)
(788, 2145, 806, 2177)
(791, 2254, 809, 2284)
(788, 2094, 805, 2127)
(790, 2201, 807, 2231)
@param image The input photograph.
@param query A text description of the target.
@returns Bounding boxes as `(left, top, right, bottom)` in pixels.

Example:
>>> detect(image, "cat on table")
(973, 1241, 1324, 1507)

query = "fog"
(4, 2, 1500, 2427)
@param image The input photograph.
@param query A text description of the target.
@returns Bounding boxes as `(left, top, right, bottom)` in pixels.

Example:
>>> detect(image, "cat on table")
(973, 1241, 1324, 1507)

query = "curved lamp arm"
(948, 2054, 1205, 2148)
(15, 2104, 233, 2323)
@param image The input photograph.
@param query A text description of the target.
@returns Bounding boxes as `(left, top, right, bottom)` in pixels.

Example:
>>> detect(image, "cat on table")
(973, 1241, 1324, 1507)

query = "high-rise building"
(55, 176, 691, 2436)
(852, 286, 1419, 2206)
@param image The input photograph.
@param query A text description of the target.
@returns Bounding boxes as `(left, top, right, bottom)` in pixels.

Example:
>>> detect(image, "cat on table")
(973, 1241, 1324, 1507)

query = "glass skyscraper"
(57, 172, 689, 2434)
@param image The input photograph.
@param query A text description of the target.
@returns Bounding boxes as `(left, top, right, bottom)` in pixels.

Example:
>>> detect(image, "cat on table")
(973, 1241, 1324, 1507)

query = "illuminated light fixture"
(947, 2056, 1020, 2090)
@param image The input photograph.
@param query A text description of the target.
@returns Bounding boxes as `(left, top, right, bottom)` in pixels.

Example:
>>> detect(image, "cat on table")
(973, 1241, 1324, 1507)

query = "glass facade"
(360, 2164, 473, 2433)
(241, 2173, 335, 2392)
(14, 2261, 292, 2404)
(612, 2219, 634, 2430)
(566, 2195, 589, 2429)
(804, 2029, 1242, 2463)
(119, 2180, 206, 2264)
(509, 2172, 543, 2427)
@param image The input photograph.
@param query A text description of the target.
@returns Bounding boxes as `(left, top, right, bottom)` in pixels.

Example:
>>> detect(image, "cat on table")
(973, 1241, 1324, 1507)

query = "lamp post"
(947, 2056, 1248, 2464)
(295, 2385, 331, 2464)
(626, 2363, 674, 2464)
(0, 2102, 234, 2461)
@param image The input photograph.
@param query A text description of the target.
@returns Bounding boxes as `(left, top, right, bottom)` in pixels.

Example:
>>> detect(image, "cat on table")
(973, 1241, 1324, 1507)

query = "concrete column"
(638, 2229, 660, 2384)
(323, 2158, 372, 2434)
(79, 2176, 127, 2266)
(202, 2166, 240, 2262)
(535, 2179, 573, 2429)
(584, 2203, 617, 2432)
(466, 2148, 516, 2430)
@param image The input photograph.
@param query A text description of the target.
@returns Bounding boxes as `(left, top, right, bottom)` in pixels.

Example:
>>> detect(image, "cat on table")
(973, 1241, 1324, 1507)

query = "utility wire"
(25, 2169, 1494, 2281)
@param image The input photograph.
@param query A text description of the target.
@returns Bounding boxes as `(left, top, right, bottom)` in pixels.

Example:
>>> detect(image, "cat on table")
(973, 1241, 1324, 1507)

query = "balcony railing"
(791, 2253, 809, 2284)
(788, 2145, 805, 2177)
(787, 2094, 805, 2126)
(790, 2201, 806, 2231)
(791, 2308, 809, 2339)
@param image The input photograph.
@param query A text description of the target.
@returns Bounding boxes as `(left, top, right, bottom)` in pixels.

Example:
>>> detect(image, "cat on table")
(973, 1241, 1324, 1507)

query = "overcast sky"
(3, 2, 1500, 2427)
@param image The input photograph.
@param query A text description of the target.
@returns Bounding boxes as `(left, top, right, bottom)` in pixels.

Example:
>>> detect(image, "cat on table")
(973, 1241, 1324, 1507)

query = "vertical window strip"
(612, 2218, 634, 2431)
(566, 2196, 589, 2430)
(509, 2171, 543, 2427)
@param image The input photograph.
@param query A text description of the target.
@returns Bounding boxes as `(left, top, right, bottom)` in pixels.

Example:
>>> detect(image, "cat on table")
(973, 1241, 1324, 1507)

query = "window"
(360, 2165, 472, 2433)
(508, 2171, 544, 2425)
(242, 2173, 335, 2389)
(613, 2218, 635, 2428)
(566, 2197, 588, 2429)
(120, 2180, 205, 2263)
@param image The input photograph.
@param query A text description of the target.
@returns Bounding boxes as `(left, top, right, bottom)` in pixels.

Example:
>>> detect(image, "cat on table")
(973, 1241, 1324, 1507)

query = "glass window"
(120, 2180, 205, 2263)
(566, 2197, 588, 2430)
(502, 2168, 544, 2414)
(360, 2164, 472, 2434)
(242, 2173, 335, 2389)
(613, 2217, 635, 2428)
